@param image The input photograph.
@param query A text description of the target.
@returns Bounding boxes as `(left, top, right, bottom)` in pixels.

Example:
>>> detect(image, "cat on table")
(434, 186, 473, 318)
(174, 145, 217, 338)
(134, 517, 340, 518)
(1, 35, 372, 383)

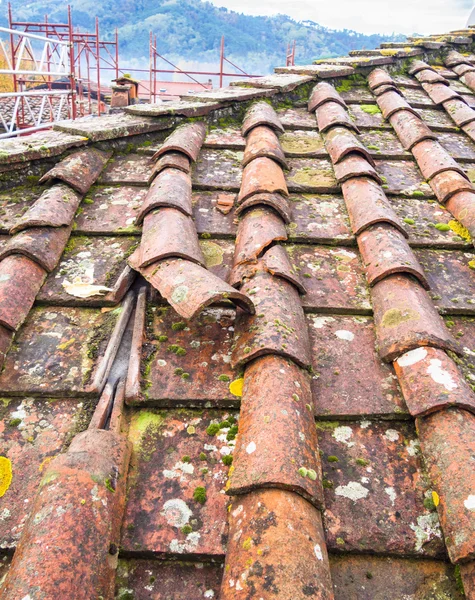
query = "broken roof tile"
(241, 101, 284, 137)
(0, 225, 72, 273)
(136, 168, 192, 224)
(308, 314, 405, 417)
(130, 258, 254, 320)
(358, 224, 429, 288)
(389, 110, 438, 150)
(333, 154, 382, 184)
(308, 82, 347, 113)
(315, 101, 360, 134)
(227, 354, 323, 507)
(231, 270, 311, 369)
(0, 255, 46, 331)
(262, 244, 306, 294)
(237, 156, 288, 203)
(137, 209, 205, 267)
(234, 192, 292, 224)
(10, 184, 81, 234)
(429, 169, 475, 203)
(394, 346, 475, 416)
(121, 408, 234, 556)
(242, 125, 288, 169)
(418, 407, 475, 563)
(152, 121, 207, 163)
(324, 126, 375, 166)
(372, 273, 460, 362)
(233, 207, 287, 266)
(38, 147, 111, 195)
(319, 419, 445, 557)
(341, 177, 407, 236)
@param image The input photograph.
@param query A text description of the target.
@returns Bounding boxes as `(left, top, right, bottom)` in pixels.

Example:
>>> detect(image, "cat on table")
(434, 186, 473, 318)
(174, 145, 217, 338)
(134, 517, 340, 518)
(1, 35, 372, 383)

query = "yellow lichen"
(0, 456, 12, 497)
(229, 378, 244, 397)
(432, 490, 440, 507)
(448, 220, 472, 243)
(242, 537, 253, 550)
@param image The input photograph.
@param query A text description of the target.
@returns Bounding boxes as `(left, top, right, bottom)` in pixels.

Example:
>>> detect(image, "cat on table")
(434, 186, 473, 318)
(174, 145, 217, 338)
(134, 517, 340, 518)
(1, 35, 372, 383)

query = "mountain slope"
(6, 0, 406, 73)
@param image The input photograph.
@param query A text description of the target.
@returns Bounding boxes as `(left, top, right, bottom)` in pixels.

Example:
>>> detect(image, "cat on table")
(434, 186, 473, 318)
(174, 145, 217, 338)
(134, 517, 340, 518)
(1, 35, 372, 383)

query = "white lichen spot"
(312, 316, 335, 329)
(335, 481, 369, 502)
(384, 429, 399, 442)
(246, 441, 256, 454)
(396, 347, 427, 367)
(333, 426, 354, 447)
(464, 495, 475, 511)
(427, 359, 458, 391)
(360, 420, 371, 429)
(314, 544, 323, 560)
(232, 505, 244, 518)
(0, 508, 11, 521)
(406, 439, 420, 457)
(334, 330, 354, 341)
(157, 359, 167, 367)
(385, 486, 397, 506)
(161, 498, 192, 528)
(410, 513, 442, 552)
(204, 591, 215, 598)
(169, 531, 200, 554)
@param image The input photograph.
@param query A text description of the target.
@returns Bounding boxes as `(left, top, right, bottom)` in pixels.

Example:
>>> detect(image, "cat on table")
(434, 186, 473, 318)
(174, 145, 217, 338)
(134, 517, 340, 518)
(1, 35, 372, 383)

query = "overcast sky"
(209, 0, 474, 35)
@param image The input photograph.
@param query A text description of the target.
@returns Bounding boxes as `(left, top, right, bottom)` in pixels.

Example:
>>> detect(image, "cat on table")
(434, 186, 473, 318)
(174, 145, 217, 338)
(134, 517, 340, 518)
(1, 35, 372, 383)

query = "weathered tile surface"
(276, 107, 316, 130)
(0, 187, 42, 234)
(308, 314, 406, 418)
(375, 159, 434, 196)
(192, 149, 243, 190)
(204, 127, 245, 149)
(98, 153, 151, 185)
(0, 397, 86, 550)
(0, 307, 118, 396)
(121, 408, 236, 555)
(287, 245, 371, 313)
(318, 420, 446, 557)
(286, 158, 339, 193)
(280, 130, 327, 157)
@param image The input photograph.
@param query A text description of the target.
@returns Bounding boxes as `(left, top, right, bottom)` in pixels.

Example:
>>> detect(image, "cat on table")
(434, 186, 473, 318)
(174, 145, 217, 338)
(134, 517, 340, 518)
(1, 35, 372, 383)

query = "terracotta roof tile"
(287, 193, 352, 244)
(279, 129, 326, 157)
(227, 354, 323, 507)
(357, 223, 428, 287)
(308, 81, 347, 112)
(98, 153, 152, 185)
(377, 89, 419, 119)
(341, 177, 407, 236)
(230, 72, 313, 92)
(422, 81, 466, 105)
(0, 225, 72, 273)
(261, 244, 307, 294)
(125, 98, 222, 117)
(234, 192, 292, 224)
(242, 125, 288, 168)
(315, 100, 360, 134)
(408, 59, 433, 76)
(231, 270, 312, 368)
(461, 70, 475, 92)
(151, 151, 190, 178)
(204, 126, 245, 149)
(412, 139, 468, 181)
(372, 274, 460, 362)
(136, 168, 192, 224)
(233, 207, 287, 265)
(241, 101, 284, 136)
(389, 110, 437, 150)
(186, 85, 276, 103)
(38, 147, 111, 194)
(372, 83, 402, 97)
(152, 121, 207, 162)
(445, 190, 475, 239)
(394, 346, 475, 416)
(0, 130, 87, 165)
(286, 157, 339, 193)
(0, 255, 46, 331)
(10, 184, 82, 234)
(445, 50, 470, 68)
(415, 68, 450, 85)
(442, 98, 475, 127)
(418, 407, 475, 563)
(220, 490, 332, 600)
(453, 63, 475, 76)
(324, 126, 375, 166)
(237, 156, 288, 203)
(275, 63, 355, 78)
(429, 169, 475, 204)
(308, 314, 405, 417)
(319, 419, 445, 557)
(368, 68, 394, 90)
(137, 209, 205, 267)
(193, 148, 243, 190)
(333, 154, 382, 184)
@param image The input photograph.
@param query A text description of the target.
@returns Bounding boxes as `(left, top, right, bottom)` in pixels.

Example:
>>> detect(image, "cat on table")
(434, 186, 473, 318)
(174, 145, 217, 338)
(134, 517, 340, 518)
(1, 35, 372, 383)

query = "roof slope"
(1, 25, 475, 600)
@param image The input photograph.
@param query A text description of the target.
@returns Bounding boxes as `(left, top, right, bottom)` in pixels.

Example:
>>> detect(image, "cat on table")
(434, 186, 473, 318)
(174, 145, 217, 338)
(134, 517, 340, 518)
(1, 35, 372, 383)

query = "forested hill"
(5, 0, 406, 73)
